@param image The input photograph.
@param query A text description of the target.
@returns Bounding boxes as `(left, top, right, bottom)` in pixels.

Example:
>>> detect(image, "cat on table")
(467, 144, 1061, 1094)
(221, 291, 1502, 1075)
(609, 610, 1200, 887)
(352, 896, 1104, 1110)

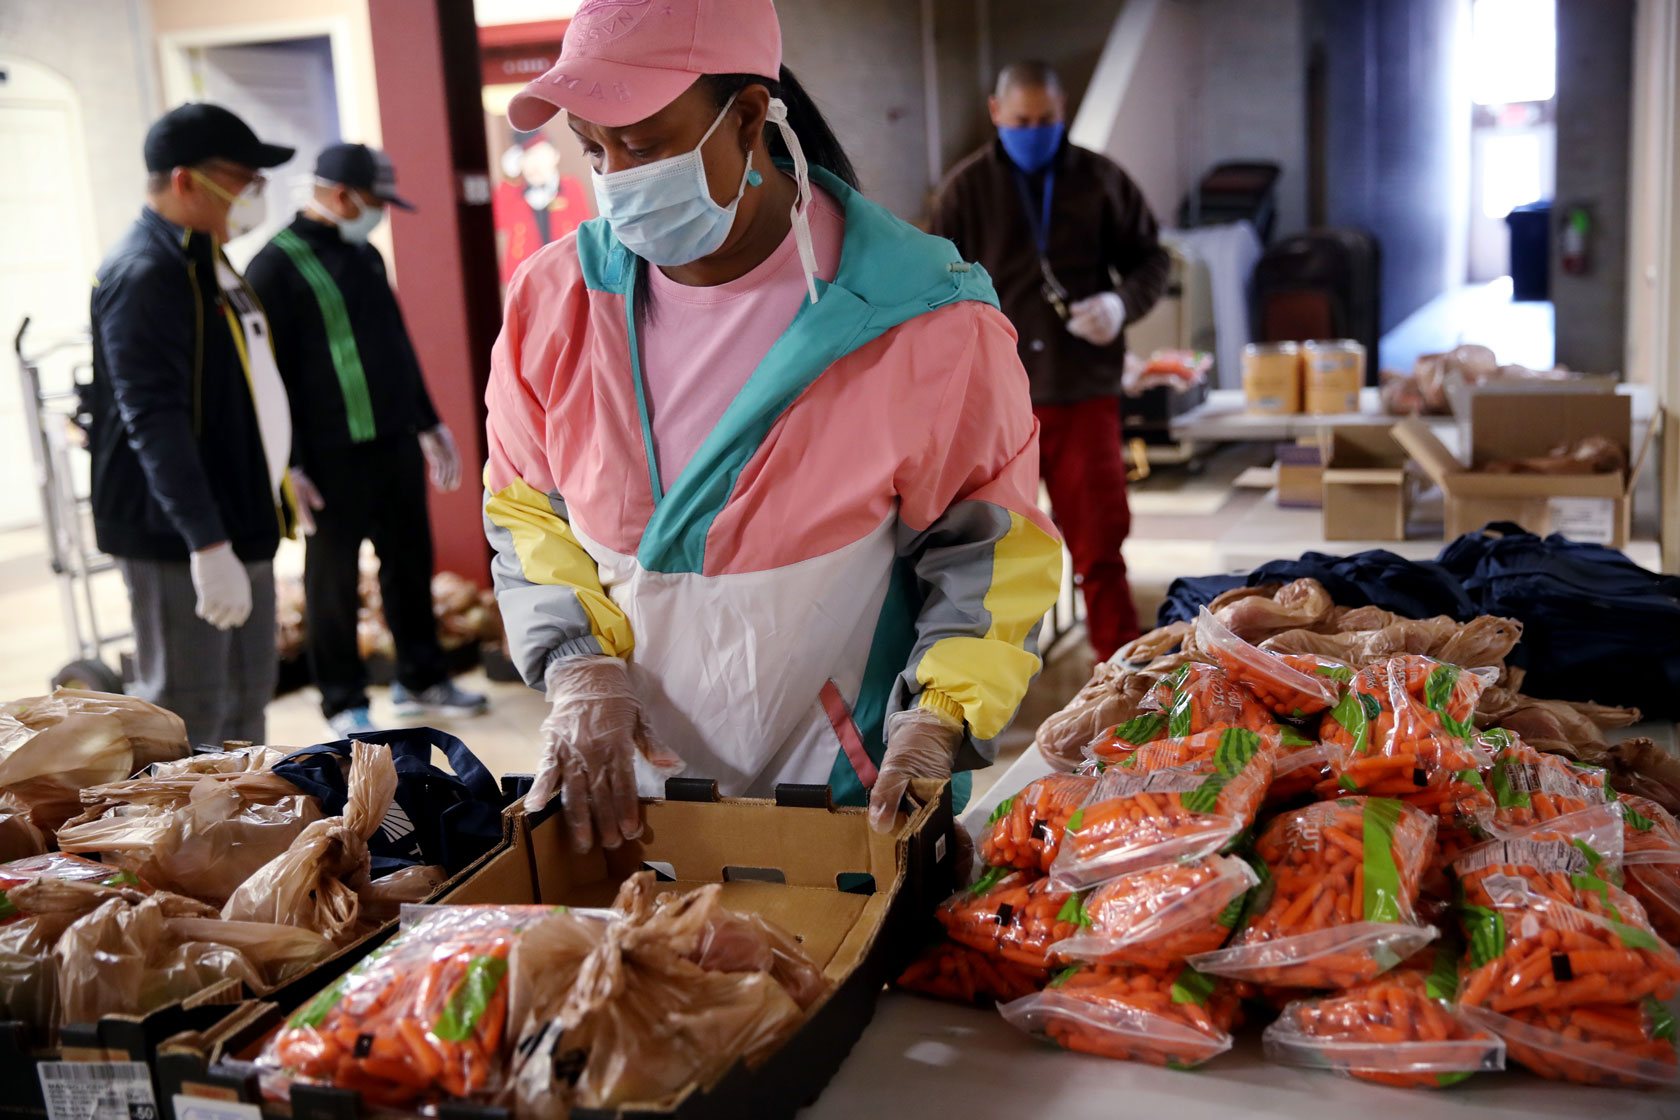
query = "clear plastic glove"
(1066, 291, 1127, 346)
(868, 705, 964, 833)
(189, 543, 252, 630)
(419, 425, 462, 492)
(289, 468, 325, 536)
(528, 656, 684, 852)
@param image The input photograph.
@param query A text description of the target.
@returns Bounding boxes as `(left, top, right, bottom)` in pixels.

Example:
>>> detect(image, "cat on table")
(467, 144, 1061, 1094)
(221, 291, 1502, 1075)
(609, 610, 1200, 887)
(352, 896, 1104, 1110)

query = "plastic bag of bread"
(554, 924, 804, 1109)
(221, 741, 397, 942)
(611, 872, 826, 1009)
(0, 794, 46, 863)
(0, 689, 188, 832)
(57, 759, 323, 906)
(54, 891, 263, 1026)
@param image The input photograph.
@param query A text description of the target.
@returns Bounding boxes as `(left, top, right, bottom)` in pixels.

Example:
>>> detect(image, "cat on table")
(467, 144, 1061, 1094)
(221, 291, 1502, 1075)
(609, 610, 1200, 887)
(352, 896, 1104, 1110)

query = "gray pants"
(119, 556, 277, 748)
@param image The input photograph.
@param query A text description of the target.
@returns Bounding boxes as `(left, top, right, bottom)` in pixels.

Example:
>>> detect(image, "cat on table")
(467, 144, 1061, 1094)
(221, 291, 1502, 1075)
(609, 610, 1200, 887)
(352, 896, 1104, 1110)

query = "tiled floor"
(0, 446, 1263, 798)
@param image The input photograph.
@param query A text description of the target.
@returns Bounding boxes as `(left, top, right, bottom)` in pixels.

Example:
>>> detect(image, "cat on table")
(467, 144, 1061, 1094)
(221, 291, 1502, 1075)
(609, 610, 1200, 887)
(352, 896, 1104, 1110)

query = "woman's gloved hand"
(527, 655, 684, 853)
(868, 705, 964, 833)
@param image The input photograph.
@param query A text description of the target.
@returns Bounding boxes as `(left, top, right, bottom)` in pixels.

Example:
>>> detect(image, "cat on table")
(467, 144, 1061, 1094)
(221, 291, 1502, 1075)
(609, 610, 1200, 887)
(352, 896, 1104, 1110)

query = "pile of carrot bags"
(897, 609, 1680, 1090)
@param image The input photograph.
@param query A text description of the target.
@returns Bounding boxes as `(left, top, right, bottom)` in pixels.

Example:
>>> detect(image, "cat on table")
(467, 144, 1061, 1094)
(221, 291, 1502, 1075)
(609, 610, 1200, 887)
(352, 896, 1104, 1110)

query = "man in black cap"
(89, 102, 296, 747)
(247, 143, 486, 738)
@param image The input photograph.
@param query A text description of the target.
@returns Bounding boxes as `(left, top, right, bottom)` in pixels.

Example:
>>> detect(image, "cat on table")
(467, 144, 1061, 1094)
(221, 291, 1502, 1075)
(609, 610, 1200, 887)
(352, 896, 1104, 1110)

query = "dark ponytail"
(633, 67, 856, 322)
(702, 66, 859, 189)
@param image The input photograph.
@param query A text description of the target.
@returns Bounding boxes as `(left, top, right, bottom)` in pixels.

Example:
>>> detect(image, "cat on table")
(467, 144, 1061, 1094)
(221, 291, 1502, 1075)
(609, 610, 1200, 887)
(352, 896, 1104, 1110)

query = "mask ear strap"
(766, 97, 820, 304)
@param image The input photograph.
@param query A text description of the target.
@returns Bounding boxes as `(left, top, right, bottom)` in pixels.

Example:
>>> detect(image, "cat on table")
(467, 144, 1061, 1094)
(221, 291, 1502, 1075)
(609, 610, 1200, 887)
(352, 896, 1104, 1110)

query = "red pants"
(1035, 398, 1139, 661)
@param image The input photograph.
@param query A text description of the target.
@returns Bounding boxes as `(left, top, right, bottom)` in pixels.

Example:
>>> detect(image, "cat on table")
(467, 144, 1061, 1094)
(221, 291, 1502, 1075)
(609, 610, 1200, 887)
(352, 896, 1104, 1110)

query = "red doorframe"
(367, 0, 504, 587)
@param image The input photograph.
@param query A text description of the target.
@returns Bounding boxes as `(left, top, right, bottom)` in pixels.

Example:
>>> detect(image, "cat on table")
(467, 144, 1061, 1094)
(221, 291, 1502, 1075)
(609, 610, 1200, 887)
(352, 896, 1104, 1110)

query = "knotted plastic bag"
(0, 689, 189, 832)
(57, 761, 323, 906)
(220, 741, 398, 942)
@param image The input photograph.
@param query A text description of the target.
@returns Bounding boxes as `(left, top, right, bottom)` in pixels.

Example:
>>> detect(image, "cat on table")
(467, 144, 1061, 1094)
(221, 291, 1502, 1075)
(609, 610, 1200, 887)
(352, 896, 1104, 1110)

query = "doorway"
(177, 37, 341, 268)
(157, 20, 363, 270)
(1464, 0, 1557, 285)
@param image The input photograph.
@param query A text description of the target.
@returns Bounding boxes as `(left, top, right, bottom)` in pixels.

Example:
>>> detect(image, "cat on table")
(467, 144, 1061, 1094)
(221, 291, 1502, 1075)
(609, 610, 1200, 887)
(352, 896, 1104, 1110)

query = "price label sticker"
(37, 1062, 156, 1120)
(1547, 497, 1616, 544)
(172, 1096, 263, 1120)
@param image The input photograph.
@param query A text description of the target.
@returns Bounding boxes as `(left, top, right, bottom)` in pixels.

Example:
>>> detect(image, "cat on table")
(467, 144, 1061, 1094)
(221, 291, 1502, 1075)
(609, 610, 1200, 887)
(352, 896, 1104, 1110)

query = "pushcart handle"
(13, 316, 28, 358)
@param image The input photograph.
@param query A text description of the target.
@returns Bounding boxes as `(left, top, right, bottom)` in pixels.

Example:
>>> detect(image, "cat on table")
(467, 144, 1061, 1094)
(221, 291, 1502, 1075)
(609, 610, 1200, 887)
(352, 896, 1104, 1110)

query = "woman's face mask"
(191, 169, 268, 240)
(591, 95, 757, 267)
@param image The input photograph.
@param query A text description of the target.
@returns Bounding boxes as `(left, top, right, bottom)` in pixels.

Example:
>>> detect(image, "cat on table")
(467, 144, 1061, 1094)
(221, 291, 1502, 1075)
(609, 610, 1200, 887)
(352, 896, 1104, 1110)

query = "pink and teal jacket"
(483, 167, 1062, 806)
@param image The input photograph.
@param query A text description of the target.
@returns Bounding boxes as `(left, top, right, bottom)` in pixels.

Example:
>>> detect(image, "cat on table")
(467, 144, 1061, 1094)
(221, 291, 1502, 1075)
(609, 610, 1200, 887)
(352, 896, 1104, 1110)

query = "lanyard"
(1011, 167, 1055, 257)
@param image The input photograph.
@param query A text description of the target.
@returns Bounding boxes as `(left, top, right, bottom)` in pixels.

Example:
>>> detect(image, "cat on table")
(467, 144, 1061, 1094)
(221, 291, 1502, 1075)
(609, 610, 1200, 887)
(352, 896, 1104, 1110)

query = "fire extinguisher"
(1561, 206, 1591, 275)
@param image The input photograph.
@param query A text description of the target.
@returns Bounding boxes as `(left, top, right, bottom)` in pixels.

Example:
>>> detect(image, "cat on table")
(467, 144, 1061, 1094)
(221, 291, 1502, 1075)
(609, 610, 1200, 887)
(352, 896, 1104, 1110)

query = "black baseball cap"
(143, 103, 295, 173)
(315, 143, 416, 211)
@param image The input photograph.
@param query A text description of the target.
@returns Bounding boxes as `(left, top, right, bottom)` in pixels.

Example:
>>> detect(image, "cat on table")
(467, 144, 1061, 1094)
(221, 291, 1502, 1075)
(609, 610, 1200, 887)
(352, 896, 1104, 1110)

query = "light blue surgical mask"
(308, 185, 385, 244)
(591, 95, 757, 267)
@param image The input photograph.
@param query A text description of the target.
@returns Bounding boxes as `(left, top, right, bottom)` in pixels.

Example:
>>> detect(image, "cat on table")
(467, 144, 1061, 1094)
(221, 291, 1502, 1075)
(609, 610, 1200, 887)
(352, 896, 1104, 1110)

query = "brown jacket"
(933, 139, 1169, 405)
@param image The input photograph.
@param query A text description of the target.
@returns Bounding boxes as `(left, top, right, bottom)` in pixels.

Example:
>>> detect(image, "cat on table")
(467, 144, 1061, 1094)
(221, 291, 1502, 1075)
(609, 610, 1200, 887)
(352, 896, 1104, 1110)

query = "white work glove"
(419, 425, 462, 492)
(527, 655, 684, 853)
(1066, 291, 1127, 346)
(189, 542, 253, 631)
(868, 705, 964, 834)
(289, 468, 325, 536)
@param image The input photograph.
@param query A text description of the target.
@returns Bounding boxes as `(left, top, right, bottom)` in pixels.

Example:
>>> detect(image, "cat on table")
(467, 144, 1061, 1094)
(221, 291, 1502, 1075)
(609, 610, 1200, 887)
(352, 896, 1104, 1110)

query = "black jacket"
(932, 139, 1170, 405)
(88, 208, 285, 563)
(245, 215, 439, 470)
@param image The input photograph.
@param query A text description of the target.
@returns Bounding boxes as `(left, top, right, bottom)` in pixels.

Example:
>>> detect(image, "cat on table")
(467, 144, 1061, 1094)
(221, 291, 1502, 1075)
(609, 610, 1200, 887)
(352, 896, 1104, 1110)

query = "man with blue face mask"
(248, 143, 487, 737)
(934, 61, 1170, 661)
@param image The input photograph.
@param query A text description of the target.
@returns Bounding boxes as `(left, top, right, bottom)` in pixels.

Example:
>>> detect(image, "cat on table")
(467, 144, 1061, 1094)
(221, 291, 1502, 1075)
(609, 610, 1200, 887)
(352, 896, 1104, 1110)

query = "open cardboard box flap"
(1391, 417, 1462, 490)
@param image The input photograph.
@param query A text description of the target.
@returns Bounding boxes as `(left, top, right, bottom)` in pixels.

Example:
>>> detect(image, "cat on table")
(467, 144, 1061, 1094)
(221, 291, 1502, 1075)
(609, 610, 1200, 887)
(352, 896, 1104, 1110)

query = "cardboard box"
(1322, 427, 1410, 540)
(1243, 342, 1301, 414)
(157, 781, 955, 1120)
(1274, 439, 1325, 509)
(1392, 391, 1654, 548)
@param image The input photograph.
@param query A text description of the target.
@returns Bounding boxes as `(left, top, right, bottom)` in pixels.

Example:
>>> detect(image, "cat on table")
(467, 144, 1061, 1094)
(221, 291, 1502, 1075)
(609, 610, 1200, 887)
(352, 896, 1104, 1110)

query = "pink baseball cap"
(508, 0, 782, 131)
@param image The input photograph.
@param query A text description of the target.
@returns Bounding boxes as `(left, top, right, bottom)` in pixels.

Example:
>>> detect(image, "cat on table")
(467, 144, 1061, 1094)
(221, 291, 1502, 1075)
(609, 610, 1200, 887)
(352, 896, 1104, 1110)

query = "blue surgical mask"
(592, 95, 756, 267)
(998, 122, 1065, 174)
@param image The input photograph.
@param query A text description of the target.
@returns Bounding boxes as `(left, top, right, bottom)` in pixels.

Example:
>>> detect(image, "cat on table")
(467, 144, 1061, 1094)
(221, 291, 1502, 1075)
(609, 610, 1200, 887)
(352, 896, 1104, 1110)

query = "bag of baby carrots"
(894, 938, 1050, 1005)
(936, 868, 1076, 969)
(1086, 712, 1171, 765)
(259, 905, 596, 1108)
(1191, 797, 1439, 989)
(1322, 656, 1495, 797)
(1050, 855, 1259, 969)
(1144, 663, 1275, 737)
(978, 774, 1095, 873)
(1460, 1000, 1679, 1088)
(1262, 937, 1505, 1088)
(1618, 794, 1680, 945)
(998, 962, 1240, 1068)
(1050, 728, 1277, 888)
(1453, 807, 1680, 1013)
(1195, 608, 1342, 719)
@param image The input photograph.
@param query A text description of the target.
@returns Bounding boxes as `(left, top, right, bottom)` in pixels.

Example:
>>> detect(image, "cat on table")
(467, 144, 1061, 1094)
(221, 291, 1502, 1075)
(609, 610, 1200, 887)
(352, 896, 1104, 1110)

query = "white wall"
(1187, 0, 1306, 238)
(0, 0, 159, 252)
(1073, 0, 1309, 239)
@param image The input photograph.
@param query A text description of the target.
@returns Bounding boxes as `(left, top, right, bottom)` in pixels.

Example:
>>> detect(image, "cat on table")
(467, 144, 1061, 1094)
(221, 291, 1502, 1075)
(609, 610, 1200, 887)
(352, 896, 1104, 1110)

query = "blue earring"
(746, 168, 763, 187)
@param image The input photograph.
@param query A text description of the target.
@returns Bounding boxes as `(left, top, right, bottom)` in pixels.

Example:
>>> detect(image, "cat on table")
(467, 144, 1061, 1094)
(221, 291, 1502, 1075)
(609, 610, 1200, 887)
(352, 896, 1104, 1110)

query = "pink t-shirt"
(640, 185, 845, 484)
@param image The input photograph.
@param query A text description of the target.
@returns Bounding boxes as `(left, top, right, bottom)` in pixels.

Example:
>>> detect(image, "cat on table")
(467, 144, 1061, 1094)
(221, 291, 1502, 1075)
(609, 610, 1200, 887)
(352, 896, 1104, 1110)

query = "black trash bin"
(1506, 200, 1551, 301)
